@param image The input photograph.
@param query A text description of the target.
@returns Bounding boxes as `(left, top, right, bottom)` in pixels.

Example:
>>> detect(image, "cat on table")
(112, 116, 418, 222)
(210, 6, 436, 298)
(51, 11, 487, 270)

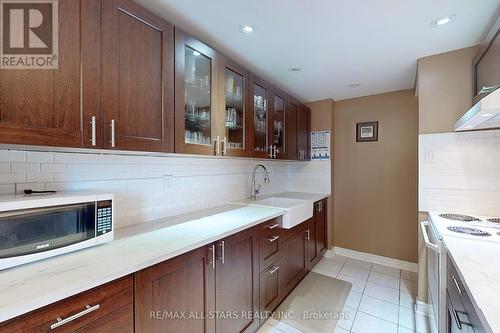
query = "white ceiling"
(136, 0, 500, 102)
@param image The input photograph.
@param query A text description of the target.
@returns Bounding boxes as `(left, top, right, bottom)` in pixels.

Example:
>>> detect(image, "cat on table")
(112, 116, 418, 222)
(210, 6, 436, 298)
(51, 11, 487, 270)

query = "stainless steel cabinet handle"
(208, 244, 216, 269)
(109, 119, 116, 148)
(90, 116, 96, 146)
(214, 136, 220, 155)
(219, 240, 225, 264)
(452, 275, 463, 295)
(268, 266, 280, 274)
(267, 223, 279, 229)
(268, 235, 280, 243)
(268, 145, 274, 158)
(50, 304, 100, 330)
(273, 145, 277, 158)
(306, 229, 310, 241)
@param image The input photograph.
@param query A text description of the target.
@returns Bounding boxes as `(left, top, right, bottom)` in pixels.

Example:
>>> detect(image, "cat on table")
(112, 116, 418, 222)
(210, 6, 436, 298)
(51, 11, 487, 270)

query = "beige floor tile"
(351, 311, 398, 333)
(401, 270, 418, 282)
(400, 278, 418, 295)
(340, 263, 371, 280)
(364, 281, 400, 305)
(368, 271, 400, 289)
(358, 294, 399, 324)
(345, 258, 373, 270)
(337, 305, 356, 331)
(372, 263, 401, 277)
(400, 291, 417, 309)
(344, 290, 363, 309)
(399, 306, 432, 333)
(337, 273, 367, 293)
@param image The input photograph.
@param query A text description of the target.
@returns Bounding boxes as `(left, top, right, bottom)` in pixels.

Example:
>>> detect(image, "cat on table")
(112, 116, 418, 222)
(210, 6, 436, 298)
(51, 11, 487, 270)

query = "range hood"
(455, 87, 500, 131)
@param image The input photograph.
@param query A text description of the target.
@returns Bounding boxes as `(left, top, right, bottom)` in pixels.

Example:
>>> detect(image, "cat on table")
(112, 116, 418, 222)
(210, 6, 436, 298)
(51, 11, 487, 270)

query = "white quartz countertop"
(232, 191, 329, 205)
(0, 191, 328, 323)
(443, 236, 500, 333)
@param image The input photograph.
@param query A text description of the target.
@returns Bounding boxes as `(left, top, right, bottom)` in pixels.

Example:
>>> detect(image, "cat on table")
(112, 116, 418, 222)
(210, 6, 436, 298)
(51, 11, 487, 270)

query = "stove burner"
(447, 226, 491, 236)
(487, 218, 500, 224)
(439, 214, 480, 222)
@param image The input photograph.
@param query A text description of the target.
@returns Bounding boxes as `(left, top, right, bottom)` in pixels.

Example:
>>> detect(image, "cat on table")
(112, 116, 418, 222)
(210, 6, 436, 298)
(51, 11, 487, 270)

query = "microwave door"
(0, 203, 96, 259)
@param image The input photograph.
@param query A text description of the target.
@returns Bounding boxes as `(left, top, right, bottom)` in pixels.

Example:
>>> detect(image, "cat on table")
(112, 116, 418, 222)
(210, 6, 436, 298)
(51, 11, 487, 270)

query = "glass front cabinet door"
(175, 31, 219, 155)
(219, 56, 249, 157)
(269, 90, 287, 159)
(250, 75, 270, 158)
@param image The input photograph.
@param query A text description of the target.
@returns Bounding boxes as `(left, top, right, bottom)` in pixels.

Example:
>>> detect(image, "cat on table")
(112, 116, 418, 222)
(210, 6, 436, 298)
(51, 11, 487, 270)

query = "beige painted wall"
(305, 99, 335, 249)
(334, 90, 418, 262)
(418, 46, 479, 134)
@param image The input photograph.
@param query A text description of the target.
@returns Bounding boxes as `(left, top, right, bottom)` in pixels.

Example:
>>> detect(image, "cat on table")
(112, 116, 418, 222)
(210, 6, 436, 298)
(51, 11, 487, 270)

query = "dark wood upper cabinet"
(175, 30, 219, 155)
(102, 0, 174, 152)
(249, 74, 271, 158)
(285, 98, 298, 160)
(215, 228, 259, 333)
(473, 23, 500, 104)
(219, 55, 250, 157)
(135, 246, 215, 333)
(0, 0, 99, 148)
(297, 105, 311, 161)
(269, 89, 287, 159)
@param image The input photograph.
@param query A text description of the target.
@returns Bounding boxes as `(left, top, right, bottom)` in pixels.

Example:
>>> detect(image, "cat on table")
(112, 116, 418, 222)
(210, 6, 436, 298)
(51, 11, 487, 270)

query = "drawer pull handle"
(50, 304, 100, 330)
(268, 266, 280, 274)
(452, 275, 462, 295)
(267, 223, 279, 229)
(268, 235, 280, 243)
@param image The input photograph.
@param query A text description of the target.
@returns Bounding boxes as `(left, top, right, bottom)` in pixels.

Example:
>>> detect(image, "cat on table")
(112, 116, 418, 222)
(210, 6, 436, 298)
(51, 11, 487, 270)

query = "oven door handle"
(420, 221, 440, 253)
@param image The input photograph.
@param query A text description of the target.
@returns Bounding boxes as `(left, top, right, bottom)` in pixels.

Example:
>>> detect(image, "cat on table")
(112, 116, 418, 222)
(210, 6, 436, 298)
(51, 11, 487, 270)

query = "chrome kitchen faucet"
(251, 164, 271, 200)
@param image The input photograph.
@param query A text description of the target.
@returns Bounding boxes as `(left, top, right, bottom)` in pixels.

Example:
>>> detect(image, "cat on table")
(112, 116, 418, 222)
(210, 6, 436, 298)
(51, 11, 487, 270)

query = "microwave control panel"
(96, 200, 112, 236)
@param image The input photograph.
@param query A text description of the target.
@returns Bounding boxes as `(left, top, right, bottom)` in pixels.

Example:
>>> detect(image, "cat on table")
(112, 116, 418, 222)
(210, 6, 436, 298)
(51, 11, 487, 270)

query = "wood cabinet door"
(175, 31, 219, 155)
(102, 0, 174, 152)
(315, 200, 327, 257)
(285, 98, 298, 160)
(218, 55, 250, 157)
(249, 74, 271, 159)
(0, 0, 100, 148)
(259, 258, 283, 318)
(134, 246, 216, 333)
(269, 89, 287, 159)
(215, 228, 259, 333)
(306, 217, 318, 269)
(74, 304, 133, 333)
(282, 223, 308, 295)
(297, 105, 311, 160)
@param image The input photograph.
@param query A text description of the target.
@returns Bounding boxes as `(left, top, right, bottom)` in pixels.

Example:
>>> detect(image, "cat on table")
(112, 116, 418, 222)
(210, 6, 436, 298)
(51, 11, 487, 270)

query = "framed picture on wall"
(356, 121, 378, 142)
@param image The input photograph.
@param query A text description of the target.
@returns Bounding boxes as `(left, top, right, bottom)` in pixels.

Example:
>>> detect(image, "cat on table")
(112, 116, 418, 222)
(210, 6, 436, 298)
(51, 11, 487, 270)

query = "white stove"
(429, 212, 500, 242)
(422, 212, 500, 333)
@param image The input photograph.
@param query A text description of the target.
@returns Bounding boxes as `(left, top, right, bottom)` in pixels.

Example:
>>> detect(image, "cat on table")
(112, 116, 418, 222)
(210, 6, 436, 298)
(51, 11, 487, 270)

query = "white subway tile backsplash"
(26, 151, 53, 163)
(0, 148, 330, 228)
(419, 131, 500, 215)
(11, 162, 40, 173)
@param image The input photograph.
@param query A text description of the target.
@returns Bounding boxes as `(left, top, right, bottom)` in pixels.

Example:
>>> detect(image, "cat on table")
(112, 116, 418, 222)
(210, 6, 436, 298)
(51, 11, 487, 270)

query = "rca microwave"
(0, 192, 114, 270)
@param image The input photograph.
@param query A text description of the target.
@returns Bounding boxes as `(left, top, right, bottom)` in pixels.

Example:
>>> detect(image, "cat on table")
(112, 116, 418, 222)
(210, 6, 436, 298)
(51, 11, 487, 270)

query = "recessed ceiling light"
(349, 83, 360, 88)
(192, 50, 201, 56)
(240, 24, 254, 34)
(480, 113, 493, 117)
(465, 125, 474, 128)
(431, 14, 456, 27)
(288, 66, 302, 73)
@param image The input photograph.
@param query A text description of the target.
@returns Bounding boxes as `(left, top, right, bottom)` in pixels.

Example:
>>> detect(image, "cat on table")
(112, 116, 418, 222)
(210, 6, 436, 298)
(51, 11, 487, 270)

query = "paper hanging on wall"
(311, 130, 331, 160)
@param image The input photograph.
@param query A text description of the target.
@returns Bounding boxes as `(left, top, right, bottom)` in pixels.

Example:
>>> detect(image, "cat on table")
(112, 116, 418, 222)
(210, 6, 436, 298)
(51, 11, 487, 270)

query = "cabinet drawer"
(0, 276, 133, 333)
(259, 219, 283, 270)
(259, 258, 283, 318)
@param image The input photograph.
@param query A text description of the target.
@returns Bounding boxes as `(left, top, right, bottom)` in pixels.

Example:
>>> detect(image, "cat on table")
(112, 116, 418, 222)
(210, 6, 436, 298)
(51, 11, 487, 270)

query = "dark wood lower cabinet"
(0, 276, 134, 333)
(134, 246, 215, 333)
(215, 228, 259, 333)
(1, 199, 328, 333)
(281, 222, 309, 295)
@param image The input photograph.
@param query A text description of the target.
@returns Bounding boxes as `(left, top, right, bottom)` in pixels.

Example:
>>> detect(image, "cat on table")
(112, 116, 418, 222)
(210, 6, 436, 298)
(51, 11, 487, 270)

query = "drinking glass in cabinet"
(224, 68, 245, 150)
(272, 95, 284, 154)
(184, 46, 212, 145)
(253, 84, 268, 152)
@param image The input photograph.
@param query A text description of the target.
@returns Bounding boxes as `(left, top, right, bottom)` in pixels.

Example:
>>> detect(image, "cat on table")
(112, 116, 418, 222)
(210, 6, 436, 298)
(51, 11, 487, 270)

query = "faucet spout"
(251, 164, 271, 200)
